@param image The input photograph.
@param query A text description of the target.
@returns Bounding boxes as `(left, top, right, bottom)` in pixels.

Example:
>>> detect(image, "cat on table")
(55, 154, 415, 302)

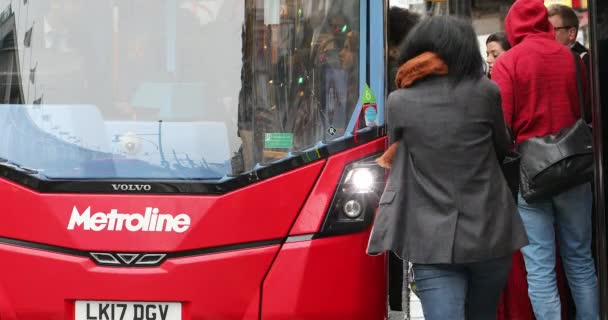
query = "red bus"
(1, 0, 608, 319)
(0, 0, 388, 319)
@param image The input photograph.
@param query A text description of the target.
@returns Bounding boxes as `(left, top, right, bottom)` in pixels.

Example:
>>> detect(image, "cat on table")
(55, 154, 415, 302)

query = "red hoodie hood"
(505, 0, 554, 46)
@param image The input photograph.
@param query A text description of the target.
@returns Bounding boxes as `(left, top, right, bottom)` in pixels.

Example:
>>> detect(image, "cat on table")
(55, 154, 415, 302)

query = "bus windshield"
(0, 0, 364, 180)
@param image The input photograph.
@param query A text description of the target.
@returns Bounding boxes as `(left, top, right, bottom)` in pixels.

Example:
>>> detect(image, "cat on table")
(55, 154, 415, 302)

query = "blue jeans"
(412, 256, 512, 320)
(518, 183, 598, 320)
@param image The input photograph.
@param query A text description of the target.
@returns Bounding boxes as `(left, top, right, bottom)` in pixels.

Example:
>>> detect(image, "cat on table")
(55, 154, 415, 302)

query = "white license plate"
(75, 301, 181, 320)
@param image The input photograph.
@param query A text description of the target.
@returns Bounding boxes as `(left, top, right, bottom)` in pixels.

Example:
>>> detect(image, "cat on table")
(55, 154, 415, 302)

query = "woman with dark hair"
(367, 16, 527, 320)
(486, 32, 511, 77)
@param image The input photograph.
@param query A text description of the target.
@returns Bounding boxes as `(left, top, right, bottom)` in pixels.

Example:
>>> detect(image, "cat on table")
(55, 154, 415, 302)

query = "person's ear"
(569, 28, 578, 42)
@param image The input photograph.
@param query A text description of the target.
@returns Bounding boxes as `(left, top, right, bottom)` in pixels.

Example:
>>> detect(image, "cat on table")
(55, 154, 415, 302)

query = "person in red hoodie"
(492, 0, 599, 319)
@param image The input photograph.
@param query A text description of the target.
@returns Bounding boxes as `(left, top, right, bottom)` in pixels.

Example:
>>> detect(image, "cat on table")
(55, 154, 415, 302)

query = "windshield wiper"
(0, 160, 39, 174)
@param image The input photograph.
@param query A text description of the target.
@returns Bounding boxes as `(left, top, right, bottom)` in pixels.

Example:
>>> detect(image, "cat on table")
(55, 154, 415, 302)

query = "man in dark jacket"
(492, 0, 599, 319)
(548, 4, 592, 122)
(548, 4, 590, 71)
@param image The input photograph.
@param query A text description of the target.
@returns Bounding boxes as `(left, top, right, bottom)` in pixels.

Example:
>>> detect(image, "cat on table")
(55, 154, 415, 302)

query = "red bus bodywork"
(0, 138, 387, 319)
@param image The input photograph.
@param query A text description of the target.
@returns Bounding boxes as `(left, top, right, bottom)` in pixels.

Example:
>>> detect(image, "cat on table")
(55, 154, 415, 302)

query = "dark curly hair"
(388, 7, 421, 48)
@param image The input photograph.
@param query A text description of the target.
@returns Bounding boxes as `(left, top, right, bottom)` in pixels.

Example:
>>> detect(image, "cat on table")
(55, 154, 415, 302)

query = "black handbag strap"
(572, 50, 586, 121)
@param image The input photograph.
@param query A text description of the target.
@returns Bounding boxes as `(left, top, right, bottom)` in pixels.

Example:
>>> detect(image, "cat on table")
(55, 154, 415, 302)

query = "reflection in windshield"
(235, 0, 361, 173)
(0, 0, 363, 180)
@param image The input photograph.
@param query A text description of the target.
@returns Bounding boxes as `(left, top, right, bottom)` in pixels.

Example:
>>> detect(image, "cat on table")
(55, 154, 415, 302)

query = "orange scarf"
(377, 52, 448, 168)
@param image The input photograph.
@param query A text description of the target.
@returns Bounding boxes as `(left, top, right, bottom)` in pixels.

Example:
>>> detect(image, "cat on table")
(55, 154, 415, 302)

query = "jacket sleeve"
(489, 86, 510, 162)
(386, 92, 404, 145)
(491, 59, 515, 131)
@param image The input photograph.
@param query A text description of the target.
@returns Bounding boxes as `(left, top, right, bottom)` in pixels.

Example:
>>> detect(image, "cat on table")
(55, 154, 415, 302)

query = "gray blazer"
(367, 76, 527, 264)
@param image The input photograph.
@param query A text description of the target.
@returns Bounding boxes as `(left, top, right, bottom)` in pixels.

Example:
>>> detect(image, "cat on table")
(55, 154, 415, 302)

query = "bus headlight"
(349, 168, 374, 193)
(317, 154, 386, 237)
(341, 164, 381, 195)
(343, 199, 363, 218)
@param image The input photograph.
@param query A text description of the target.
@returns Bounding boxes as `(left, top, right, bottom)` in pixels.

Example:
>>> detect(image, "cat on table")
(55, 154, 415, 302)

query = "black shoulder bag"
(502, 150, 521, 201)
(517, 51, 594, 203)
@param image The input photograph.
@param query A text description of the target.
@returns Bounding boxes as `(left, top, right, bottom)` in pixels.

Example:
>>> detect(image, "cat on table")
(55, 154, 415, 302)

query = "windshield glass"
(0, 0, 364, 179)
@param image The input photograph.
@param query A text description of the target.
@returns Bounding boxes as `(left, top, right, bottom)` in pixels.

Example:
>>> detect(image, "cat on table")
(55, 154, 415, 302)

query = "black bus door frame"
(590, 0, 608, 318)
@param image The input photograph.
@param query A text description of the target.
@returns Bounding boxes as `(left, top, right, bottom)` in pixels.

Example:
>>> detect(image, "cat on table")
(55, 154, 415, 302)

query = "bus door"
(590, 0, 608, 316)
